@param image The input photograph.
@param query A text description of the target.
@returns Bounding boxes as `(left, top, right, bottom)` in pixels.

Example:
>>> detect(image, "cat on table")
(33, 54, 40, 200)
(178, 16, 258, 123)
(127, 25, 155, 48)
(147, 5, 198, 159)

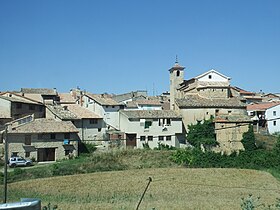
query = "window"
(166, 119, 171, 126)
(65, 150, 70, 156)
(25, 135, 31, 145)
(159, 136, 164, 141)
(140, 136, 146, 141)
(228, 111, 232, 114)
(90, 119, 98, 124)
(144, 121, 152, 129)
(50, 133, 56, 139)
(25, 152, 30, 158)
(159, 118, 171, 126)
(273, 121, 277, 126)
(98, 128, 101, 132)
(16, 103, 22, 109)
(148, 136, 153, 141)
(64, 133, 70, 139)
(176, 70, 180, 77)
(273, 111, 277, 116)
(208, 75, 212, 79)
(166, 136, 171, 141)
(112, 106, 115, 108)
(29, 105, 35, 110)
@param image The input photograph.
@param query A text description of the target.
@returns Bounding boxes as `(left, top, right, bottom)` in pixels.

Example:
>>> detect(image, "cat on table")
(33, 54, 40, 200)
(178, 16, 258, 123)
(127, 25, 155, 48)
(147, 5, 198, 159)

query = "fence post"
(136, 177, 152, 210)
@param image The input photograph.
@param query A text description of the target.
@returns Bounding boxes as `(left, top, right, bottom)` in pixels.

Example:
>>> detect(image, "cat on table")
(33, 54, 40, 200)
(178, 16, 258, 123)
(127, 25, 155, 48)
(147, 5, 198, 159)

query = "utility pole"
(3, 124, 9, 203)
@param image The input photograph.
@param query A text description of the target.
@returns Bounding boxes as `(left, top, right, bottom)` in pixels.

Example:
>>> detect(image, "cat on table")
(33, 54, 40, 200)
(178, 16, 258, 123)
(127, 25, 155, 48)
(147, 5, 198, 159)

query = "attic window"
(208, 75, 212, 79)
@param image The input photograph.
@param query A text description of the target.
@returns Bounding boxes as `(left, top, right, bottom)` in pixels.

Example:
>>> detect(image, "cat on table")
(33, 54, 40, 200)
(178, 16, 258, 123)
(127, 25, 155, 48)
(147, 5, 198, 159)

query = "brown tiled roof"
(176, 95, 246, 108)
(120, 110, 182, 119)
(21, 88, 57, 95)
(67, 104, 102, 119)
(125, 101, 138, 108)
(136, 100, 162, 106)
(214, 115, 252, 123)
(85, 93, 120, 106)
(197, 81, 229, 88)
(10, 118, 78, 133)
(0, 95, 41, 105)
(23, 94, 44, 103)
(46, 105, 78, 120)
(247, 102, 280, 111)
(59, 93, 76, 103)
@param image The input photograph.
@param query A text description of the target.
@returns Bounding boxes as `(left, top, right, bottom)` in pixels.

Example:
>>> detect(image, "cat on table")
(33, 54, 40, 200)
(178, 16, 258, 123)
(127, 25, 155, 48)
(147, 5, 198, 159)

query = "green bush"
(155, 143, 176, 150)
(187, 118, 217, 148)
(241, 125, 257, 151)
(79, 142, 97, 154)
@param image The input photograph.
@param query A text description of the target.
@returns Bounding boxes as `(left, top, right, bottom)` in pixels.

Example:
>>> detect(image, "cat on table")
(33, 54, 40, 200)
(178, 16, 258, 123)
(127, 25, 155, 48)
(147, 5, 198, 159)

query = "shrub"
(80, 142, 97, 154)
(171, 148, 194, 165)
(187, 118, 217, 149)
(155, 143, 176, 150)
(241, 125, 257, 151)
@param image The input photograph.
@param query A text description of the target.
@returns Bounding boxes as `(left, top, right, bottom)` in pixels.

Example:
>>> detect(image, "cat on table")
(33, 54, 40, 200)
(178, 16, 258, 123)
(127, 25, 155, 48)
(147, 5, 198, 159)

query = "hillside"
(3, 168, 280, 210)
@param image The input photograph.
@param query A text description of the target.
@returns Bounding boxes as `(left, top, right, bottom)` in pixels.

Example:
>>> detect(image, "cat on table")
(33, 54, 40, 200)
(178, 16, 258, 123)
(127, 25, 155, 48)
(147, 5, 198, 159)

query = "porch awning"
(22, 145, 37, 152)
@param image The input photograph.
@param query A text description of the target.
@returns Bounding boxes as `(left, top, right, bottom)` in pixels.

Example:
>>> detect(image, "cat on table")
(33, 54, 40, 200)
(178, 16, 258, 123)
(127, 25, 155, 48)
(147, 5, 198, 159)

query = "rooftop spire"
(175, 55, 178, 64)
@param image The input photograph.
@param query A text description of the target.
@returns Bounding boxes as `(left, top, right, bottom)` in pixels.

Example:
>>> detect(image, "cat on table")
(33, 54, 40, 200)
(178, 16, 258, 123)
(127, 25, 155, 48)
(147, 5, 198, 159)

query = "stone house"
(6, 118, 79, 162)
(214, 115, 252, 154)
(0, 92, 45, 130)
(119, 110, 184, 149)
(230, 86, 263, 104)
(169, 60, 251, 152)
(21, 88, 59, 105)
(46, 104, 105, 144)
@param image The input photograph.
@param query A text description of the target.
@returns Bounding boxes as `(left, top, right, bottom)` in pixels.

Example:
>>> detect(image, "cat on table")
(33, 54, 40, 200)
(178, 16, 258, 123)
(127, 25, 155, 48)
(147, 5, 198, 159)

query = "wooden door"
(126, 134, 136, 147)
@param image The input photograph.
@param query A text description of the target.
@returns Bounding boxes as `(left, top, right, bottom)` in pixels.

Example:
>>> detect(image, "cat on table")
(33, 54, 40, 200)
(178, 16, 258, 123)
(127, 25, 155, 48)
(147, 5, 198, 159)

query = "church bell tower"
(169, 56, 185, 110)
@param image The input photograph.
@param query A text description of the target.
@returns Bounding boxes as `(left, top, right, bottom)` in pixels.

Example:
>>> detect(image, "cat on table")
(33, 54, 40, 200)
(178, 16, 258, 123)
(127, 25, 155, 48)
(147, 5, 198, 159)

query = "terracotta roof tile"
(21, 88, 57, 95)
(59, 93, 76, 103)
(10, 118, 78, 133)
(120, 110, 181, 119)
(214, 115, 252, 123)
(247, 102, 280, 111)
(46, 105, 78, 120)
(86, 93, 120, 106)
(176, 95, 246, 108)
(67, 104, 102, 119)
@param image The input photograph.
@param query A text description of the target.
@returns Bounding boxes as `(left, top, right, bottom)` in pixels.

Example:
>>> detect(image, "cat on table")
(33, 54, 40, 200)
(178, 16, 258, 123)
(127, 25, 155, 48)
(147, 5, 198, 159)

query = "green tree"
(187, 118, 217, 149)
(241, 125, 257, 151)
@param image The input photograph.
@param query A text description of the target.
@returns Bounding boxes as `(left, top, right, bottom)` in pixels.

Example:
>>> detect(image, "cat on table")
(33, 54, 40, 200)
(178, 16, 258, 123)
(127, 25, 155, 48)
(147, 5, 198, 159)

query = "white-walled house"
(266, 103, 280, 134)
(82, 93, 124, 130)
(247, 102, 280, 134)
(119, 110, 185, 149)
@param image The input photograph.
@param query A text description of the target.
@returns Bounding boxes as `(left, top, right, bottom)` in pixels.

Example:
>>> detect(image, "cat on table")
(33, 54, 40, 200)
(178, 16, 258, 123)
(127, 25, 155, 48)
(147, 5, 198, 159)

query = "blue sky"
(0, 0, 279, 95)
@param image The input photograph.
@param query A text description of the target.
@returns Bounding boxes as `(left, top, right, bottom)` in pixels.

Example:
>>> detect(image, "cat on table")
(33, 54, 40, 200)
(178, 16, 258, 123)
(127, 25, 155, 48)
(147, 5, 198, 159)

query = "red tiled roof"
(247, 102, 280, 111)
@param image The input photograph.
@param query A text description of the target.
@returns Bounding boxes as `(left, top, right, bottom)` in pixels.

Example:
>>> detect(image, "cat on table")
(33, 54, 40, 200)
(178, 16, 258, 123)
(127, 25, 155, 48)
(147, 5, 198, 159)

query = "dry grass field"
(3, 168, 280, 210)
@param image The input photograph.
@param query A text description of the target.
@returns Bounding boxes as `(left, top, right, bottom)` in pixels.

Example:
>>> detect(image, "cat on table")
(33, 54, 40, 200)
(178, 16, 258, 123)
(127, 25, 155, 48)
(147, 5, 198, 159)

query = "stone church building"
(169, 60, 251, 154)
